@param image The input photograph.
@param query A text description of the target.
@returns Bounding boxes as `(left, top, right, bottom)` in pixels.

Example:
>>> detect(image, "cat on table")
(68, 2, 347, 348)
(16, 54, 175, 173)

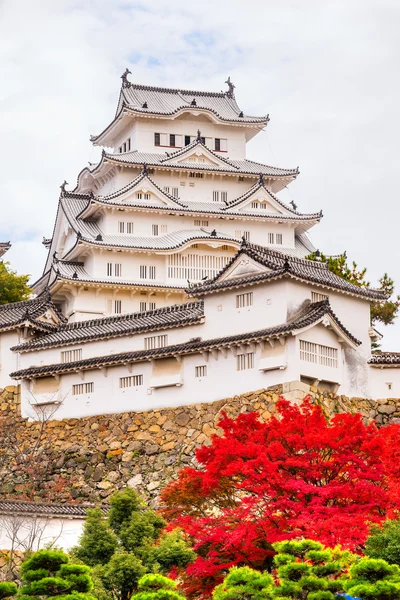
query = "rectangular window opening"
(72, 382, 94, 395)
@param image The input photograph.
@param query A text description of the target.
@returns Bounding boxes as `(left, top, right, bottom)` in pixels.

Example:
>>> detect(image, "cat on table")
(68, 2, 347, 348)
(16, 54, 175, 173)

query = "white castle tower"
(34, 72, 321, 322)
(1, 73, 398, 416)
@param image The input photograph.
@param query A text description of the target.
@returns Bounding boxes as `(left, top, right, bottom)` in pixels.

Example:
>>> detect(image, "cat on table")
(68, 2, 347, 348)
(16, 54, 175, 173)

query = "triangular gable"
(36, 308, 61, 326)
(162, 141, 236, 169)
(291, 310, 359, 349)
(218, 253, 273, 283)
(103, 176, 183, 209)
(225, 185, 290, 215)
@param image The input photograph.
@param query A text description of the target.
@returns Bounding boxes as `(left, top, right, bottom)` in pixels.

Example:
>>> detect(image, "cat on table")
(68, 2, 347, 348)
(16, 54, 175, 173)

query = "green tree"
(306, 251, 400, 327)
(213, 566, 274, 600)
(96, 554, 146, 600)
(132, 574, 185, 600)
(271, 540, 355, 599)
(345, 557, 400, 599)
(18, 549, 94, 600)
(145, 530, 196, 572)
(72, 508, 118, 567)
(366, 519, 400, 566)
(0, 261, 31, 305)
(73, 489, 195, 600)
(0, 582, 18, 599)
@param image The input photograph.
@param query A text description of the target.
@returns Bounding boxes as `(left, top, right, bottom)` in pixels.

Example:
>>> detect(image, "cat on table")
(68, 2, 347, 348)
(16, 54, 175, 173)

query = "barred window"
(149, 302, 156, 310)
(114, 263, 122, 277)
(120, 375, 143, 388)
(268, 233, 275, 244)
(237, 353, 255, 371)
(144, 193, 150, 200)
(127, 222, 134, 234)
(221, 191, 228, 203)
(311, 291, 329, 303)
(163, 186, 170, 194)
(276, 233, 283, 244)
(114, 300, 122, 314)
(172, 187, 179, 198)
(61, 349, 82, 363)
(118, 222, 125, 233)
(167, 253, 231, 281)
(213, 191, 219, 202)
(189, 172, 203, 178)
(195, 365, 207, 378)
(251, 201, 259, 209)
(144, 335, 168, 350)
(149, 266, 156, 279)
(194, 219, 209, 226)
(139, 266, 147, 279)
(72, 382, 94, 395)
(300, 340, 338, 368)
(236, 292, 253, 308)
(152, 224, 159, 236)
(140, 302, 147, 311)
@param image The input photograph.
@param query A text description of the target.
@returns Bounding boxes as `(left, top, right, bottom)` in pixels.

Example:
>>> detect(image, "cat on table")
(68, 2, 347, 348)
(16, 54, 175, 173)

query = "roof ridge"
(54, 300, 204, 332)
(0, 296, 42, 311)
(129, 82, 229, 98)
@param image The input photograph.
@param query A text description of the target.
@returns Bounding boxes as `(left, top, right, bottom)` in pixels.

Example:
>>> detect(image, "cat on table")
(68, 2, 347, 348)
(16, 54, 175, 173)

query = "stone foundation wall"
(1, 383, 400, 505)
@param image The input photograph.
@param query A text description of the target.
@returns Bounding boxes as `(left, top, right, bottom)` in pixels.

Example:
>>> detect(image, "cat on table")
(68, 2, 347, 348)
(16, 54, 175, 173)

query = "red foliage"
(160, 397, 400, 598)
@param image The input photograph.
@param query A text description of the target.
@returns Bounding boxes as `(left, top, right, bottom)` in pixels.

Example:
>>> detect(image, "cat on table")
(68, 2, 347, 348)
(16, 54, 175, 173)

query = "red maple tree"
(160, 397, 400, 598)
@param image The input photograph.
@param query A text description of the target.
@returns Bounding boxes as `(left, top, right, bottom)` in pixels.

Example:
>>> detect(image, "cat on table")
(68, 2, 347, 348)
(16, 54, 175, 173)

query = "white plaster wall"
(368, 367, 400, 399)
(113, 117, 248, 159)
(19, 319, 355, 420)
(0, 330, 20, 388)
(0, 515, 84, 551)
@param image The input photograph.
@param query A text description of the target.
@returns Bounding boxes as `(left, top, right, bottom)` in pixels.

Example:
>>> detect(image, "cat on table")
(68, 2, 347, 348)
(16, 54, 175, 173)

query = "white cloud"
(1, 0, 400, 347)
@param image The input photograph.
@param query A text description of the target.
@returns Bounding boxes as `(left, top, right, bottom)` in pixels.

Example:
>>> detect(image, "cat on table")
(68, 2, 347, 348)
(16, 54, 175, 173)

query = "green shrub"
(0, 582, 18, 600)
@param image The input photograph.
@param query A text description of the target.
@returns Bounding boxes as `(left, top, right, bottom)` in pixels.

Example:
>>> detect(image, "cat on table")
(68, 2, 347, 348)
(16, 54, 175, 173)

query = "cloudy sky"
(1, 0, 399, 348)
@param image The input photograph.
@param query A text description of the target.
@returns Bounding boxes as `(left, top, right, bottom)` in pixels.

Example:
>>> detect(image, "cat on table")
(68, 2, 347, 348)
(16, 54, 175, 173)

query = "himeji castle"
(1, 72, 400, 419)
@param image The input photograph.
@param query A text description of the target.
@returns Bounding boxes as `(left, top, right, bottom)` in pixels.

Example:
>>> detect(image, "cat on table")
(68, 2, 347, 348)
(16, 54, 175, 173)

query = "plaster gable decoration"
(175, 148, 223, 167)
(231, 186, 287, 215)
(219, 255, 272, 282)
(37, 309, 60, 326)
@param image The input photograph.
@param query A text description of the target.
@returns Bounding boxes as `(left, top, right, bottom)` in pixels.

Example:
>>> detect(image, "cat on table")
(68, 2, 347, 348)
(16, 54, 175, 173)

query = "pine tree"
(72, 508, 118, 567)
(0, 583, 17, 600)
(18, 549, 94, 600)
(132, 574, 185, 600)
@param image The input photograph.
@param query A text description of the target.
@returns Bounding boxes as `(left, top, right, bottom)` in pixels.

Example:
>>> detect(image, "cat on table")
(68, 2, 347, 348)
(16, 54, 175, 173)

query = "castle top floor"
(90, 73, 269, 160)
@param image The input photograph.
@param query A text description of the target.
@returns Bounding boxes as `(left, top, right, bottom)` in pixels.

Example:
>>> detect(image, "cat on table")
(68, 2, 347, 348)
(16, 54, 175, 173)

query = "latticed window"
(299, 340, 338, 368)
(61, 349, 82, 363)
(236, 292, 253, 308)
(167, 253, 230, 281)
(237, 353, 255, 371)
(72, 382, 94, 395)
(311, 291, 328, 303)
(144, 335, 168, 350)
(195, 365, 207, 378)
(120, 375, 143, 388)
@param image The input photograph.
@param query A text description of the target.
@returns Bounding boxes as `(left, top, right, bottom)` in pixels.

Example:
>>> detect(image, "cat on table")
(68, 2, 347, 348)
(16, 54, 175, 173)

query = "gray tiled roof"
(91, 82, 269, 145)
(0, 295, 64, 332)
(187, 242, 387, 301)
(11, 301, 360, 380)
(79, 171, 320, 224)
(368, 353, 400, 366)
(14, 301, 204, 353)
(120, 83, 268, 124)
(0, 499, 97, 518)
(0, 242, 11, 258)
(103, 148, 298, 177)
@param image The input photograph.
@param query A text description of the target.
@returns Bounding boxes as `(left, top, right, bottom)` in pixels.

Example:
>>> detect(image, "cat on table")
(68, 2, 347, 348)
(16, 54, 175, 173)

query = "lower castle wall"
(1, 384, 400, 508)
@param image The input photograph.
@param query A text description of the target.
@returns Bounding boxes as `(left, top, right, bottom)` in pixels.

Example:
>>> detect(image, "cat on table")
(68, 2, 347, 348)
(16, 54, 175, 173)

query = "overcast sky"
(1, 0, 399, 348)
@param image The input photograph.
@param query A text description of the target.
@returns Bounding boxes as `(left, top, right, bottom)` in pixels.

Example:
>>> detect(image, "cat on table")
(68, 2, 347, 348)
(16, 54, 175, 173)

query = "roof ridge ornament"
(142, 163, 149, 176)
(196, 129, 202, 142)
(258, 173, 264, 185)
(225, 76, 236, 98)
(121, 68, 132, 88)
(60, 180, 68, 196)
(290, 200, 298, 211)
(241, 235, 248, 248)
